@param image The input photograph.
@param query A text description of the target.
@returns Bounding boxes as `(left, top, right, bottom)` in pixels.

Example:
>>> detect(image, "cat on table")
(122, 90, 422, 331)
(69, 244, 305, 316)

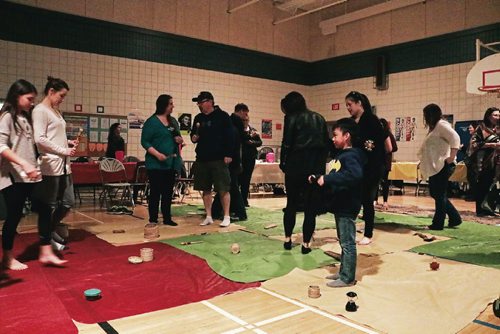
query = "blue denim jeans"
(428, 162, 462, 229)
(335, 214, 357, 283)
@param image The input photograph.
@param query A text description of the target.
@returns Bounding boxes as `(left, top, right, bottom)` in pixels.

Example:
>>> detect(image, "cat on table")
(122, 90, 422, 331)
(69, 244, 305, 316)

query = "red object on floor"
(71, 162, 137, 185)
(0, 230, 260, 333)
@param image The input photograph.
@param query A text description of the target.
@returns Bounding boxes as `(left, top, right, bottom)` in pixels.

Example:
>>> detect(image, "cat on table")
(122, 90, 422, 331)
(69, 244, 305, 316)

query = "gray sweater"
(0, 112, 40, 190)
(32, 103, 72, 176)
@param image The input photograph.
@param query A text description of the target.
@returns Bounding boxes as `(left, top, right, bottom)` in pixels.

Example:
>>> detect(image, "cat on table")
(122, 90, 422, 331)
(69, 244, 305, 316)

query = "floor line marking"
(257, 287, 379, 334)
(201, 300, 248, 326)
(472, 319, 500, 330)
(254, 308, 308, 327)
(221, 328, 246, 334)
(74, 210, 105, 224)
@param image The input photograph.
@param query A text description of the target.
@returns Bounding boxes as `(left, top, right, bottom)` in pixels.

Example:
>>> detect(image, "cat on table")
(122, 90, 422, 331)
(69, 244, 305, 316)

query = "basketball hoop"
(478, 86, 500, 98)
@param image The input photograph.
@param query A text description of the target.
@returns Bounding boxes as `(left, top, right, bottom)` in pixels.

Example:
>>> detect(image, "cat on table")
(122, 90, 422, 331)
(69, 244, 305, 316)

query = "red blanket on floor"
(0, 230, 260, 333)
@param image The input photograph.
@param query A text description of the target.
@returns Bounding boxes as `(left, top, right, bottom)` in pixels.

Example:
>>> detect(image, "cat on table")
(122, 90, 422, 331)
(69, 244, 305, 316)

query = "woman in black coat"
(345, 91, 385, 245)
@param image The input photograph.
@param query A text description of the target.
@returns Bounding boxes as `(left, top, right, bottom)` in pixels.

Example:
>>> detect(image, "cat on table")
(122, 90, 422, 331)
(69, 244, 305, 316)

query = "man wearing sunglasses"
(190, 91, 234, 227)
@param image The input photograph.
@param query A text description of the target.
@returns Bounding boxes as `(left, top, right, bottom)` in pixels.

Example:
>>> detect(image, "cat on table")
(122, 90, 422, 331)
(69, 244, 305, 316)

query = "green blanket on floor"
(161, 230, 333, 283)
(172, 204, 335, 236)
(171, 205, 499, 274)
(374, 212, 500, 270)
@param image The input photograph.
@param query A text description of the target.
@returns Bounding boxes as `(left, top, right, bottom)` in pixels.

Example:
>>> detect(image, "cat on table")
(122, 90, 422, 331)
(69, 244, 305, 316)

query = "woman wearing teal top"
(141, 94, 184, 225)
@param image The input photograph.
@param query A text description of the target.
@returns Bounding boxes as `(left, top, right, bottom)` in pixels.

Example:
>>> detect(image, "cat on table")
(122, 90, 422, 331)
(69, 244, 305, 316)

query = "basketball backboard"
(466, 39, 500, 96)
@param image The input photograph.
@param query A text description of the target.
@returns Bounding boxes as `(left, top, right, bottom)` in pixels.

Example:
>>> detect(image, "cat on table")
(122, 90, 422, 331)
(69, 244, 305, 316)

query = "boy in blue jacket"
(312, 118, 366, 287)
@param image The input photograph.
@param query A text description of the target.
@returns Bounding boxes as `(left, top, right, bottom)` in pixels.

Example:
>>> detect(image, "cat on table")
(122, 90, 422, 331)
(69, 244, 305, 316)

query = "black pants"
(475, 168, 495, 214)
(379, 169, 390, 203)
(239, 158, 256, 206)
(147, 169, 176, 223)
(465, 161, 477, 199)
(362, 166, 384, 238)
(32, 175, 74, 245)
(283, 174, 319, 244)
(2, 183, 34, 250)
(212, 169, 247, 220)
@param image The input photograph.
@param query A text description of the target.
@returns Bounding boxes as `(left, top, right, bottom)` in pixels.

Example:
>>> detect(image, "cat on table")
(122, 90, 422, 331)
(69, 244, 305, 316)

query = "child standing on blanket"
(311, 118, 366, 288)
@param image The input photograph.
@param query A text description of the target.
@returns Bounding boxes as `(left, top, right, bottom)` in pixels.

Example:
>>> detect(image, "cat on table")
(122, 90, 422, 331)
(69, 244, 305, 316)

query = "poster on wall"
(405, 117, 416, 141)
(64, 113, 128, 157)
(178, 113, 191, 134)
(64, 114, 88, 155)
(128, 112, 145, 129)
(261, 119, 272, 139)
(395, 117, 402, 141)
(395, 117, 416, 142)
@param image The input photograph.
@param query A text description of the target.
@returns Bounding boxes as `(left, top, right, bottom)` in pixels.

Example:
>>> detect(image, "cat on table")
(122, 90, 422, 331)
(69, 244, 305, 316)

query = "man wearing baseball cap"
(190, 91, 235, 227)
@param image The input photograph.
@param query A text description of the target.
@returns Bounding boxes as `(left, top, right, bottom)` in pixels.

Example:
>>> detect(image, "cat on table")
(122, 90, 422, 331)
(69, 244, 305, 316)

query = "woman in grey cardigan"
(32, 77, 78, 265)
(0, 80, 41, 270)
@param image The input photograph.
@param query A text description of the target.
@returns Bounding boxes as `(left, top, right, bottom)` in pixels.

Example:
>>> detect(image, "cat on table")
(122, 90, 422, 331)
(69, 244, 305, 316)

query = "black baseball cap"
(192, 91, 214, 103)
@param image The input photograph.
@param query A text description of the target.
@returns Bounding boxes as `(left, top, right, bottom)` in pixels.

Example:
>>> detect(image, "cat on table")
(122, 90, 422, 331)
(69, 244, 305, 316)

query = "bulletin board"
(64, 113, 128, 157)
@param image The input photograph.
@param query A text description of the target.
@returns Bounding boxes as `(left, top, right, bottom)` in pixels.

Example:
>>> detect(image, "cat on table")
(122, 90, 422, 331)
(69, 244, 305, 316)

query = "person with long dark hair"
(418, 103, 462, 230)
(377, 118, 397, 210)
(345, 91, 385, 245)
(0, 80, 41, 270)
(141, 94, 183, 226)
(239, 114, 262, 207)
(462, 121, 479, 201)
(32, 76, 78, 265)
(469, 107, 499, 216)
(280, 91, 329, 254)
(105, 122, 125, 159)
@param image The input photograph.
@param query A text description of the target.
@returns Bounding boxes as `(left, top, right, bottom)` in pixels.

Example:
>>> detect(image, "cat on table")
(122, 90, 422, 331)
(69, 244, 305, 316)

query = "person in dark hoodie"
(313, 118, 366, 288)
(279, 91, 329, 254)
(211, 103, 247, 221)
(190, 91, 234, 227)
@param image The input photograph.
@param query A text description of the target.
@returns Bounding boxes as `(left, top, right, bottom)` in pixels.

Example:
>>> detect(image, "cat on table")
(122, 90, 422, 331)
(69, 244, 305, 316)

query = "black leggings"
(239, 159, 256, 206)
(2, 183, 34, 250)
(380, 169, 390, 203)
(476, 168, 495, 213)
(147, 169, 176, 223)
(283, 175, 317, 244)
(362, 167, 384, 238)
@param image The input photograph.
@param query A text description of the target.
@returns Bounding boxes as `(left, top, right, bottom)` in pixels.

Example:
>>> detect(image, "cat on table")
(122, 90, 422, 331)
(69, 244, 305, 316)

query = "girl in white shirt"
(32, 77, 78, 265)
(0, 80, 41, 270)
(418, 103, 462, 230)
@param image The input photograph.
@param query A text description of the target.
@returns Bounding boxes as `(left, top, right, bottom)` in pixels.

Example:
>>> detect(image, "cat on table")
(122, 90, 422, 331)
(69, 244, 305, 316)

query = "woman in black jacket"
(345, 91, 385, 245)
(280, 91, 329, 254)
(105, 122, 125, 159)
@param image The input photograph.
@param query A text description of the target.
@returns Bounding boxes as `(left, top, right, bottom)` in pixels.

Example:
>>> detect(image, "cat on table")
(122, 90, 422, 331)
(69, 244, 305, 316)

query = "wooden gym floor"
(4, 186, 500, 333)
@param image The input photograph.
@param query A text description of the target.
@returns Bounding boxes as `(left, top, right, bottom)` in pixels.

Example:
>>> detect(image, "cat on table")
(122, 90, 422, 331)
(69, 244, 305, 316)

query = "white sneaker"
(220, 216, 231, 227)
(200, 217, 213, 226)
